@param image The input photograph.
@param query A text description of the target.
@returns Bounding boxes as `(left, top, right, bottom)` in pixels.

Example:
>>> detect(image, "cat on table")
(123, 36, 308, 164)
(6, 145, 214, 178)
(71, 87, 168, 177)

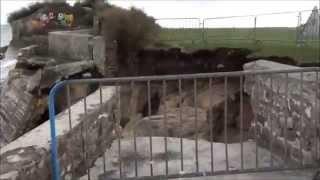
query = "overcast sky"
(0, 0, 319, 27)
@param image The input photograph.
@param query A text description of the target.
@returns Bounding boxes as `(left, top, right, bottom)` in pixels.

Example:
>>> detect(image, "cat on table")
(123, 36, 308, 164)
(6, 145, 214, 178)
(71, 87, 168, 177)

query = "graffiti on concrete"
(57, 13, 74, 27)
(31, 11, 74, 31)
(40, 14, 50, 27)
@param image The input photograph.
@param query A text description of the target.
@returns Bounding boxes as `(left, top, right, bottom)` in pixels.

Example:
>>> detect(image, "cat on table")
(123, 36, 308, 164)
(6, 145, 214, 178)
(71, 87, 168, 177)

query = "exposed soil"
(121, 78, 254, 144)
(131, 47, 307, 77)
(117, 47, 310, 144)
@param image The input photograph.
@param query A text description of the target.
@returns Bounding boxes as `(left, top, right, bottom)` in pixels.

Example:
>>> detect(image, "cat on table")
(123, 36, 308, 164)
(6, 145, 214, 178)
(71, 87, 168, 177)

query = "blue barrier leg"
(48, 81, 65, 180)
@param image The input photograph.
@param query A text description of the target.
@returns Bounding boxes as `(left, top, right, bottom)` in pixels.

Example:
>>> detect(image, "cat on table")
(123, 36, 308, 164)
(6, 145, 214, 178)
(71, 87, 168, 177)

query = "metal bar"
(255, 75, 259, 169)
(284, 73, 289, 164)
(203, 37, 313, 43)
(203, 8, 315, 20)
(209, 78, 214, 173)
(269, 75, 274, 167)
(64, 68, 320, 85)
(296, 12, 302, 44)
(155, 17, 201, 21)
(116, 85, 122, 178)
(194, 79, 199, 173)
(80, 100, 86, 178)
(49, 81, 66, 180)
(99, 84, 106, 175)
(224, 76, 229, 171)
(315, 72, 319, 162)
(67, 85, 72, 130)
(66, 84, 74, 177)
(317, 72, 319, 160)
(240, 75, 244, 170)
(131, 81, 138, 177)
(162, 80, 169, 176)
(99, 165, 318, 180)
(83, 95, 91, 180)
(299, 72, 304, 166)
(50, 69, 320, 180)
(253, 16, 257, 41)
(202, 19, 206, 43)
(147, 81, 154, 176)
(319, 0, 320, 64)
(178, 79, 184, 173)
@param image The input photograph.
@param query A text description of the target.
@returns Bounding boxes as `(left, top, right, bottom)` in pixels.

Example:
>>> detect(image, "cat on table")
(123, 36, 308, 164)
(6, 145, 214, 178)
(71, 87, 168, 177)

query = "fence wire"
(155, 9, 320, 63)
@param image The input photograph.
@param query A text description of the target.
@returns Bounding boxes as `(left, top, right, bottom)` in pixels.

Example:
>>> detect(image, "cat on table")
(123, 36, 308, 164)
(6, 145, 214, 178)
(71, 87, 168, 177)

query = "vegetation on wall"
(73, 3, 94, 26)
(99, 6, 161, 63)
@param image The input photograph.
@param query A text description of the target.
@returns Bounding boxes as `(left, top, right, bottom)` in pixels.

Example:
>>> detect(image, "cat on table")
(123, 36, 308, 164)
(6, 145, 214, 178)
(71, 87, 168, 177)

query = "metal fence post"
(296, 12, 302, 46)
(202, 19, 206, 44)
(48, 81, 66, 180)
(254, 16, 257, 42)
(318, 7, 320, 64)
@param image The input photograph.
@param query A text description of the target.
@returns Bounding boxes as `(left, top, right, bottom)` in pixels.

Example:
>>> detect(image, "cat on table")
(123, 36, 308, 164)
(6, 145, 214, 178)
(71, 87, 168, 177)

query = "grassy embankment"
(157, 28, 319, 63)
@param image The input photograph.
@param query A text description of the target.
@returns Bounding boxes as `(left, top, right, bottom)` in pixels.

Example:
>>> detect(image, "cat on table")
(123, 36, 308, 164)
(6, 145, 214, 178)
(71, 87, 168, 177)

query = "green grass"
(157, 28, 320, 63)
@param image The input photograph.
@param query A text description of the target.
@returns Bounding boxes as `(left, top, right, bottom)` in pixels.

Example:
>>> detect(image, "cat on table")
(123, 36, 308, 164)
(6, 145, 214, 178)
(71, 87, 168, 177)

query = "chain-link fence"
(156, 9, 320, 63)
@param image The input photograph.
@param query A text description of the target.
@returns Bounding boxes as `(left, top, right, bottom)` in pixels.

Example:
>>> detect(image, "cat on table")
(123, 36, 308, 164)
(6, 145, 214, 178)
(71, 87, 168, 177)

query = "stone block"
(17, 45, 39, 60)
(244, 60, 320, 164)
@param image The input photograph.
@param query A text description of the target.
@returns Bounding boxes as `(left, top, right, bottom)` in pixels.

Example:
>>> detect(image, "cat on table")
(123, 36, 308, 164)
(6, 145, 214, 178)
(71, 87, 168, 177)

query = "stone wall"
(244, 60, 320, 165)
(0, 86, 116, 180)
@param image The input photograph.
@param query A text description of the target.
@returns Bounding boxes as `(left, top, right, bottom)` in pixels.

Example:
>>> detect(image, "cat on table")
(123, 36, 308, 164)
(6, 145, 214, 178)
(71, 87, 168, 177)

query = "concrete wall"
(244, 60, 320, 165)
(49, 30, 109, 73)
(93, 36, 106, 75)
(49, 30, 94, 61)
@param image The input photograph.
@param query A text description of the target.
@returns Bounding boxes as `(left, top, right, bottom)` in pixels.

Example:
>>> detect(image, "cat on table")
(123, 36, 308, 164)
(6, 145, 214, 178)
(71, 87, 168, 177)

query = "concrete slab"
(175, 170, 315, 180)
(83, 137, 290, 180)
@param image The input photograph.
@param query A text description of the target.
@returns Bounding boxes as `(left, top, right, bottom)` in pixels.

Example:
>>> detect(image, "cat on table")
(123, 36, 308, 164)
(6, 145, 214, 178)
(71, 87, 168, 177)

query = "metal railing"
(49, 67, 320, 180)
(156, 9, 319, 44)
(155, 9, 320, 64)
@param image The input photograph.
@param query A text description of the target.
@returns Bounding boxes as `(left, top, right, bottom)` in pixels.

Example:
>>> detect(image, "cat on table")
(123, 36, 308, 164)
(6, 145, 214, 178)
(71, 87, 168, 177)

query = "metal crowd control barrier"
(49, 67, 320, 180)
(153, 9, 319, 47)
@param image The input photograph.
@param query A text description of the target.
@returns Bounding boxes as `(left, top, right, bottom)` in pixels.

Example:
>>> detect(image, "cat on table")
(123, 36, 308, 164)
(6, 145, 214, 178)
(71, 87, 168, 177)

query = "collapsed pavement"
(0, 44, 96, 146)
(0, 2, 319, 179)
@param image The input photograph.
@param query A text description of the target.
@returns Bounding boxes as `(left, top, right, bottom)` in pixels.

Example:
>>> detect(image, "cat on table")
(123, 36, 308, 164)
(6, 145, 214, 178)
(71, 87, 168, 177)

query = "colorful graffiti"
(57, 13, 74, 27)
(31, 11, 74, 31)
